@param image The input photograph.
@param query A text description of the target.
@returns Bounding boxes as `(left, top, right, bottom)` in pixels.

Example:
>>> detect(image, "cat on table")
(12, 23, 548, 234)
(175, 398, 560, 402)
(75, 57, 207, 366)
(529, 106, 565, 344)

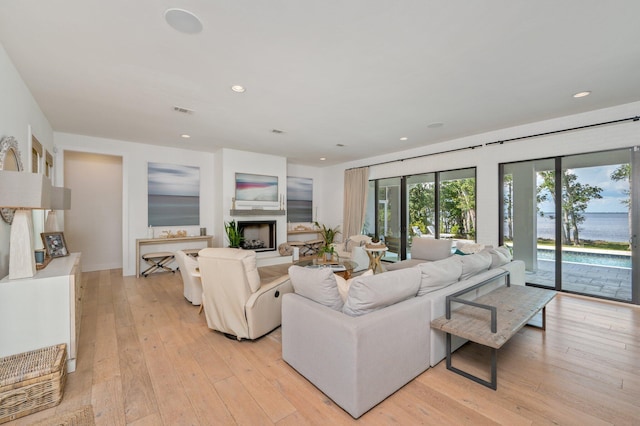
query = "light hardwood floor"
(12, 268, 640, 425)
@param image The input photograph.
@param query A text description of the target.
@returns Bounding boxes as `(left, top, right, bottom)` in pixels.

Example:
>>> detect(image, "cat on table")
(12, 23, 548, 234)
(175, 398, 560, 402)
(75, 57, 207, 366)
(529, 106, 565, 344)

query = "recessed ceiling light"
(231, 85, 246, 93)
(573, 91, 591, 98)
(180, 134, 191, 139)
(164, 8, 203, 34)
(399, 137, 408, 141)
(320, 157, 326, 161)
(427, 122, 444, 129)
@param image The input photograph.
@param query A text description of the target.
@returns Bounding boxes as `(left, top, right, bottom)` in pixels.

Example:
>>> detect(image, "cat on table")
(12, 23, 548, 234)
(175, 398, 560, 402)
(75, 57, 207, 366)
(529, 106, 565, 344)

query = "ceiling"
(1, 1, 640, 166)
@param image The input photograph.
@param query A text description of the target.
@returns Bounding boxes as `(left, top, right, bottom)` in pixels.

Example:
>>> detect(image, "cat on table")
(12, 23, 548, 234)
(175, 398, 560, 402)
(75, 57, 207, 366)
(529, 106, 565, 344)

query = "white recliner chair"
(331, 235, 372, 272)
(175, 250, 202, 305)
(198, 248, 293, 340)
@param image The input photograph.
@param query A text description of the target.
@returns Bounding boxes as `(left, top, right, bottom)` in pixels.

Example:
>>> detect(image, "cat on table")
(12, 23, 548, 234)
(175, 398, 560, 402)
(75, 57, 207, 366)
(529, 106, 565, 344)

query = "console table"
(0, 253, 83, 372)
(431, 274, 556, 389)
(135, 235, 214, 277)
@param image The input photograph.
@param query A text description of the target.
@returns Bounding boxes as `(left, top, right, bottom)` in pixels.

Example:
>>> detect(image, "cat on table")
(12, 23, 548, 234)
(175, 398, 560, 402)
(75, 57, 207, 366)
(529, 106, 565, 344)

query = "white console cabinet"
(0, 253, 83, 372)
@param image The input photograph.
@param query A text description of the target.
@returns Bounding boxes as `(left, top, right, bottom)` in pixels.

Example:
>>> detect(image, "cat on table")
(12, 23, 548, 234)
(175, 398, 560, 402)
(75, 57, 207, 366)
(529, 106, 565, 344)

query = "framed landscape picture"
(287, 176, 313, 222)
(148, 162, 200, 226)
(235, 173, 278, 203)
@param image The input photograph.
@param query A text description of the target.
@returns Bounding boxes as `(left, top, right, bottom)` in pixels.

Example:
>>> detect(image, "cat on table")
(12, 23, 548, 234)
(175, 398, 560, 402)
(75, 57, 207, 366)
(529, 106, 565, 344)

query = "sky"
(148, 163, 200, 196)
(537, 164, 629, 213)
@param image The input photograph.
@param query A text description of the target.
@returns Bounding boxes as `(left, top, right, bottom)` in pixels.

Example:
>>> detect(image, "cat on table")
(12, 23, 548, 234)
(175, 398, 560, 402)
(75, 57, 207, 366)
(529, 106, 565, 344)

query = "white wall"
(0, 43, 53, 278)
(321, 101, 640, 248)
(219, 149, 288, 252)
(55, 132, 216, 276)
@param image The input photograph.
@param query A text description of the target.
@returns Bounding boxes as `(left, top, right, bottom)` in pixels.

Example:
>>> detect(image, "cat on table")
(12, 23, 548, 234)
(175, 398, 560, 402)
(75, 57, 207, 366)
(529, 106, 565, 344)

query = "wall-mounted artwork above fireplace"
(148, 162, 200, 226)
(235, 173, 278, 205)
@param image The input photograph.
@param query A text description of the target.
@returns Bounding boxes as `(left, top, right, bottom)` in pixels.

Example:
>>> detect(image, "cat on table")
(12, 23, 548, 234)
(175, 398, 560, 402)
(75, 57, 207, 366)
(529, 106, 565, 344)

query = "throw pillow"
(455, 242, 486, 254)
(495, 245, 513, 262)
(288, 265, 344, 311)
(459, 251, 492, 280)
(483, 247, 510, 269)
(417, 256, 462, 296)
(342, 268, 421, 317)
(335, 269, 374, 302)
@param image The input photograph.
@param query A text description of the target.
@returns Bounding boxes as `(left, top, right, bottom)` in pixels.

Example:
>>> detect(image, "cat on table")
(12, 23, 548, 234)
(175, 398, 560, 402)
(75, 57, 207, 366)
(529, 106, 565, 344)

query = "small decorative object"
(41, 232, 69, 258)
(224, 220, 243, 248)
(231, 197, 236, 210)
(200, 227, 206, 236)
(34, 249, 45, 264)
(147, 226, 154, 238)
(176, 230, 187, 237)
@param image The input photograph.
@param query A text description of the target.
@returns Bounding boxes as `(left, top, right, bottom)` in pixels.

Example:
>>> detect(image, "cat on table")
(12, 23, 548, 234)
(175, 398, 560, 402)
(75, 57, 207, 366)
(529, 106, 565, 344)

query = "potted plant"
(224, 220, 243, 248)
(318, 244, 337, 262)
(314, 221, 340, 260)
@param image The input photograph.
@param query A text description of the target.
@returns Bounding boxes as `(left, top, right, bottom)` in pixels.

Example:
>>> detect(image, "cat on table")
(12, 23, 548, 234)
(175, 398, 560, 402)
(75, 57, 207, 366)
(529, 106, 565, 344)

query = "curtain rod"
(347, 115, 639, 171)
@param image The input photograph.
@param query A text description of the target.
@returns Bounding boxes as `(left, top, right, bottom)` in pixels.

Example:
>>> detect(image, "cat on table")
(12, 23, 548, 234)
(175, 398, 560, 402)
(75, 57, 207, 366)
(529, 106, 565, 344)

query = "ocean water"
(536, 212, 630, 243)
(288, 200, 312, 222)
(148, 194, 199, 226)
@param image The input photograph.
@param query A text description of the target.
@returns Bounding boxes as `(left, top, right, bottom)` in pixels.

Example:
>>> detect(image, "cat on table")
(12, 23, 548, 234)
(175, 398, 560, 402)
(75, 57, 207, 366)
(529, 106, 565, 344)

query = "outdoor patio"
(527, 259, 631, 301)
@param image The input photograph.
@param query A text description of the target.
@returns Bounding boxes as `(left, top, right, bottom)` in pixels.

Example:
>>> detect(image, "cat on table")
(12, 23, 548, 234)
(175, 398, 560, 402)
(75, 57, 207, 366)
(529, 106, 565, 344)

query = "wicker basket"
(0, 344, 67, 424)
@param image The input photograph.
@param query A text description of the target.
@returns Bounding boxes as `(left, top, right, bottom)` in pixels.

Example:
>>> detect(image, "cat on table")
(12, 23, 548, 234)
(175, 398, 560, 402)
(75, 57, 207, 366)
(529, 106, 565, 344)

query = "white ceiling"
(1, 1, 640, 166)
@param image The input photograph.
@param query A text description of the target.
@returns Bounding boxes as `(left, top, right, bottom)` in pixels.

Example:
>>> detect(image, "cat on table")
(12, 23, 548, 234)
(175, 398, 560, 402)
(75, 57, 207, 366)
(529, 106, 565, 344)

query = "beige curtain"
(343, 167, 369, 238)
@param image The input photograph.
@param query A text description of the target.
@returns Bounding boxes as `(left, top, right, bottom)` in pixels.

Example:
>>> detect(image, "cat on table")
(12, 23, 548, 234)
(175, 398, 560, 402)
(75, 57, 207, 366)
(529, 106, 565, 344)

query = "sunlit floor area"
(11, 269, 640, 425)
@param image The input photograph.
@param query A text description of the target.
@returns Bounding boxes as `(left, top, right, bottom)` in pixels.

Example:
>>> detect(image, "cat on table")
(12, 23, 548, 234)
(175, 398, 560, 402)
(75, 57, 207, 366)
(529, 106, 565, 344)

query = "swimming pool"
(537, 248, 631, 268)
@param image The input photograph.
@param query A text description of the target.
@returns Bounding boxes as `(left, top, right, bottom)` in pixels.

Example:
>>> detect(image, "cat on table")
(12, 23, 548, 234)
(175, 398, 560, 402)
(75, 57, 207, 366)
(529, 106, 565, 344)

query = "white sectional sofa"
(281, 248, 525, 418)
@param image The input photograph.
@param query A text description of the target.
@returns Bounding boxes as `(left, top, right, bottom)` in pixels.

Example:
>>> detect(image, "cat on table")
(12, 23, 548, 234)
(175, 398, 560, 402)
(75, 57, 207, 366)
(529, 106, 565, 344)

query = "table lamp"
(44, 186, 71, 232)
(0, 170, 52, 279)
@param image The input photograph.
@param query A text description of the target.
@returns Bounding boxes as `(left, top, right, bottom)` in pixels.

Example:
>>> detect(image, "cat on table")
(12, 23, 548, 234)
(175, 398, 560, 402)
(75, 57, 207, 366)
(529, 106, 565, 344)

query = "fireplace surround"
(238, 220, 277, 252)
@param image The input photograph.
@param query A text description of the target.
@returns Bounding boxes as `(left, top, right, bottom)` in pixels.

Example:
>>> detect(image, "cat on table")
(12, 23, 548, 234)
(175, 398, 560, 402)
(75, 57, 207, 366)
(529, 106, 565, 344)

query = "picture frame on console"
(41, 231, 69, 258)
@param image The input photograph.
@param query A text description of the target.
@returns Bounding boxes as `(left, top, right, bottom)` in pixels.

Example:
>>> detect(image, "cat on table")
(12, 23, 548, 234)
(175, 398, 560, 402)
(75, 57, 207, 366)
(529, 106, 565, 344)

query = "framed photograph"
(41, 232, 69, 258)
(235, 173, 279, 203)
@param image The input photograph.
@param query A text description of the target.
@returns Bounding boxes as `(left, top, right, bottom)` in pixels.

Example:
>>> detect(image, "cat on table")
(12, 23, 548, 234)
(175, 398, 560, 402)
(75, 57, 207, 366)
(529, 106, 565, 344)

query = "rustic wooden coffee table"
(431, 272, 556, 389)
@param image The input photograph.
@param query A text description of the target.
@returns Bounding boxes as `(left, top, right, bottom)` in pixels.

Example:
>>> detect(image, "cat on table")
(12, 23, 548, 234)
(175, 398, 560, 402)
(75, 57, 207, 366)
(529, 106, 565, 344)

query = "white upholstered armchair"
(331, 235, 371, 272)
(175, 250, 202, 306)
(197, 248, 293, 340)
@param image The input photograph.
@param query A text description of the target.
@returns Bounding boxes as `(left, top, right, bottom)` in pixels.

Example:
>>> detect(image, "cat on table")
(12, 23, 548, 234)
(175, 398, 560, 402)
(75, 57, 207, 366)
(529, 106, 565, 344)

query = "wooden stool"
(141, 251, 175, 277)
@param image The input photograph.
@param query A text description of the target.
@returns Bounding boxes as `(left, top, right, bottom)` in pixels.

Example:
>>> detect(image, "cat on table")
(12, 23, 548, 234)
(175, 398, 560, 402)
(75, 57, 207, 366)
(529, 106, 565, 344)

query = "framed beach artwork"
(148, 162, 200, 226)
(235, 173, 279, 205)
(287, 176, 313, 222)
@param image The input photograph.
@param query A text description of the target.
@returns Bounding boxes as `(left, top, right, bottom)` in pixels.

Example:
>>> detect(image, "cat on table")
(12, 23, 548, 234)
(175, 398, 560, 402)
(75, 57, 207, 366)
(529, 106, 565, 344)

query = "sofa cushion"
(411, 237, 453, 261)
(343, 268, 421, 317)
(495, 245, 513, 261)
(483, 246, 511, 269)
(417, 256, 463, 296)
(335, 269, 374, 302)
(288, 265, 344, 311)
(458, 251, 492, 280)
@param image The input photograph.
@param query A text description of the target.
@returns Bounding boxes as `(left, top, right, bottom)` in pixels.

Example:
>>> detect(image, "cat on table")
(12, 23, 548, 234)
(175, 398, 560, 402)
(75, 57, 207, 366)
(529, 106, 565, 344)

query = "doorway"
(64, 151, 123, 271)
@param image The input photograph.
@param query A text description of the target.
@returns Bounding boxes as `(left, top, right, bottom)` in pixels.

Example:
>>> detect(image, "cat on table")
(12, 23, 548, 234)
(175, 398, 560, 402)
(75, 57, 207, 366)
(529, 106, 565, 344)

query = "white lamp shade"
(50, 186, 71, 210)
(0, 170, 52, 209)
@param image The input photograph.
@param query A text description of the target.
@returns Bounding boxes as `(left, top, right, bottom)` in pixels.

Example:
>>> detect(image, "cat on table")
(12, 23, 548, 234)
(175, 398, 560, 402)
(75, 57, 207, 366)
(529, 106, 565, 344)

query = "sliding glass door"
(501, 148, 638, 303)
(365, 167, 476, 263)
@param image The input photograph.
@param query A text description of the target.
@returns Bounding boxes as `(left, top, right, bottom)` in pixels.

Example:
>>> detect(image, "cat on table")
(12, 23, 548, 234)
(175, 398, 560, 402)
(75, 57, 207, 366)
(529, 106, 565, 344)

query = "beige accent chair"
(175, 250, 202, 306)
(331, 235, 371, 272)
(198, 248, 293, 340)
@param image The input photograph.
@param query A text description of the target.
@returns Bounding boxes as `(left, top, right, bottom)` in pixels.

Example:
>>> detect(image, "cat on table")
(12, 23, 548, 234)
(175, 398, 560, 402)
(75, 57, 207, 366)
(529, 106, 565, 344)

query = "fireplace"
(238, 220, 277, 252)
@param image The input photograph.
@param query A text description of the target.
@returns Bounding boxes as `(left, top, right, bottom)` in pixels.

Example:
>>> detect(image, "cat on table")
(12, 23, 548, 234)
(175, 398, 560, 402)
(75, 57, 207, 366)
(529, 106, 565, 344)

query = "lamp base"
(9, 209, 37, 279)
(45, 209, 60, 232)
